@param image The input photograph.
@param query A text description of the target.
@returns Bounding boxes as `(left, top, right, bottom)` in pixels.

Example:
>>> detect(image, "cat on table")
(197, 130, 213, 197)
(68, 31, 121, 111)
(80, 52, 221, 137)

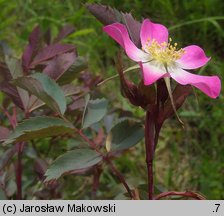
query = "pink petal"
(140, 62, 167, 85)
(170, 67, 221, 98)
(103, 23, 149, 62)
(140, 19, 169, 48)
(177, 45, 210, 69)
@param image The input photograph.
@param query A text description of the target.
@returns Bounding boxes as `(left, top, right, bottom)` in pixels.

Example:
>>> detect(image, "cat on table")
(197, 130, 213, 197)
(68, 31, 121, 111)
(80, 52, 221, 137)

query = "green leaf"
(3, 116, 74, 145)
(106, 120, 144, 152)
(45, 149, 102, 181)
(28, 84, 80, 113)
(13, 73, 66, 115)
(57, 57, 88, 85)
(82, 95, 108, 129)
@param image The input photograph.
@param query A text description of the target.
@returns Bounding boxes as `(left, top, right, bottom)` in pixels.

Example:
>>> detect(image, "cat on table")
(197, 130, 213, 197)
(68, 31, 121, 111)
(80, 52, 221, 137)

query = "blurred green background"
(0, 0, 223, 199)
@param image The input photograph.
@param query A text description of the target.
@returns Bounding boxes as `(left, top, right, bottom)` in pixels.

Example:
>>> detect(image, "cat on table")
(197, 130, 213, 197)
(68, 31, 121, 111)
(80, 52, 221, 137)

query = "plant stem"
(75, 128, 133, 199)
(146, 160, 153, 200)
(145, 110, 155, 200)
(154, 191, 206, 200)
(92, 166, 102, 199)
(75, 129, 101, 153)
(107, 160, 134, 199)
(15, 110, 29, 200)
(16, 143, 23, 200)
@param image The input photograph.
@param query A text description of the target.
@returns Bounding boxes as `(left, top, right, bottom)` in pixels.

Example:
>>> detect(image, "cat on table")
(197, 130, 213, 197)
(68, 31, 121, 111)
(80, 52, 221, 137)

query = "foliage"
(0, 0, 223, 199)
(0, 21, 144, 200)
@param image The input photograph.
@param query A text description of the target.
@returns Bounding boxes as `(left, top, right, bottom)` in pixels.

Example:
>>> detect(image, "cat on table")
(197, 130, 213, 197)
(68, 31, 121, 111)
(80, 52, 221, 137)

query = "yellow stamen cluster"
(143, 37, 185, 65)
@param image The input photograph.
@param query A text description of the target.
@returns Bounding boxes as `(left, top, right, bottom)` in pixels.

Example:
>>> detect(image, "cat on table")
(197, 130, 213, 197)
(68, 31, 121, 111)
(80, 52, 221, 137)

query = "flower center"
(143, 38, 185, 66)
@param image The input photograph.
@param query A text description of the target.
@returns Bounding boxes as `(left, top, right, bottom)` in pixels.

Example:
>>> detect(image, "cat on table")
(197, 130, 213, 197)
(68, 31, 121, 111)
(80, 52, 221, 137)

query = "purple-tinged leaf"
(27, 95, 44, 113)
(57, 56, 88, 85)
(0, 62, 25, 110)
(22, 26, 41, 72)
(27, 84, 80, 113)
(61, 84, 80, 96)
(0, 62, 11, 81)
(0, 146, 17, 170)
(69, 168, 91, 175)
(116, 55, 151, 109)
(87, 4, 141, 47)
(5, 57, 23, 79)
(0, 127, 10, 142)
(34, 158, 48, 180)
(13, 73, 67, 115)
(86, 4, 120, 25)
(43, 52, 77, 80)
(31, 43, 75, 67)
(69, 98, 85, 111)
(79, 71, 102, 89)
(0, 83, 24, 110)
(121, 13, 141, 48)
(54, 25, 75, 43)
(5, 57, 30, 111)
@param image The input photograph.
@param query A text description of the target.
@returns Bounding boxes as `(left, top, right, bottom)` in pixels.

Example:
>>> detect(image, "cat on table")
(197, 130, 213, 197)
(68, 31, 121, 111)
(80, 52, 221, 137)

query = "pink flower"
(103, 19, 221, 98)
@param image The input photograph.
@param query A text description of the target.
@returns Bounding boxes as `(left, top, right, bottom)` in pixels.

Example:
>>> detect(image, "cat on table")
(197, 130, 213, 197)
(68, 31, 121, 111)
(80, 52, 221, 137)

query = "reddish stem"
(16, 142, 23, 200)
(0, 106, 14, 127)
(75, 129, 101, 154)
(107, 160, 134, 199)
(2, 106, 23, 199)
(75, 128, 133, 199)
(92, 166, 102, 199)
(12, 106, 17, 127)
(154, 191, 206, 200)
(145, 110, 155, 200)
(13, 108, 24, 200)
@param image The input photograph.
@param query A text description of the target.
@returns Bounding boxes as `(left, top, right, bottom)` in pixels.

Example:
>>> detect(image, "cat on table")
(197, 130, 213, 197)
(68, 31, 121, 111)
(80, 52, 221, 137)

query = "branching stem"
(75, 128, 134, 199)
